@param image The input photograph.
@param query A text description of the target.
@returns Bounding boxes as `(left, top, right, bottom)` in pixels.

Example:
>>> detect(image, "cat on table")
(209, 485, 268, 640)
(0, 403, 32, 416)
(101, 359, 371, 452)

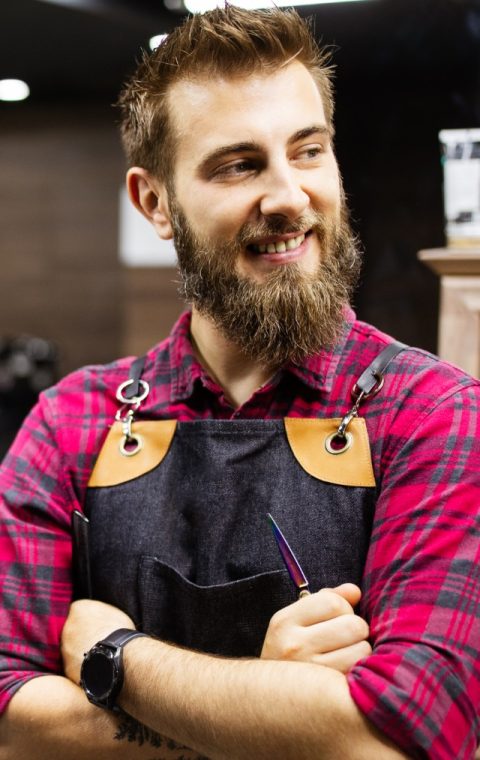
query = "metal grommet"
(116, 379, 150, 405)
(325, 431, 353, 455)
(119, 434, 144, 457)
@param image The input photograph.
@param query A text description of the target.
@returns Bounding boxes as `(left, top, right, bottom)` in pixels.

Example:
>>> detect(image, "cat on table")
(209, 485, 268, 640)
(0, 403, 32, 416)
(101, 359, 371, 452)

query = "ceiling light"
(185, 0, 373, 11)
(0, 79, 30, 102)
(149, 34, 168, 50)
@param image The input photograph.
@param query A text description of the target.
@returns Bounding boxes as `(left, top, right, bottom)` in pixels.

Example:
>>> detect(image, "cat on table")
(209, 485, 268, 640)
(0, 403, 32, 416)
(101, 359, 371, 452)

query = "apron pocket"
(138, 556, 295, 658)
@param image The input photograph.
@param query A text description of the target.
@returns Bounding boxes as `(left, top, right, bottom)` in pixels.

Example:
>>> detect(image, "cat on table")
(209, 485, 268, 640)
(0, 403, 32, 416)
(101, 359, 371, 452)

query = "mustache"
(236, 210, 332, 247)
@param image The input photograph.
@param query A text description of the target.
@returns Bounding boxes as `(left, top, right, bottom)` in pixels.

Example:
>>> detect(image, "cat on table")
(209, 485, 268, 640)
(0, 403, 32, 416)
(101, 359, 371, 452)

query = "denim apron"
(81, 343, 403, 658)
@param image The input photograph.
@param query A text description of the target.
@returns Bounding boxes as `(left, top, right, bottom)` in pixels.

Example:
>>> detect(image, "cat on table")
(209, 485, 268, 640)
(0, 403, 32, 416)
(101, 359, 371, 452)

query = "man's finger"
(330, 583, 362, 608)
(265, 589, 357, 639)
(266, 610, 369, 663)
(300, 612, 370, 655)
(312, 640, 373, 673)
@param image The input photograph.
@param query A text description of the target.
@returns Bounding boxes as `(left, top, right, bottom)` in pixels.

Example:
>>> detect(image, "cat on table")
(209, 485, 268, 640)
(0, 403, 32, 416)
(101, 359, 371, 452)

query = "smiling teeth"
(255, 233, 305, 254)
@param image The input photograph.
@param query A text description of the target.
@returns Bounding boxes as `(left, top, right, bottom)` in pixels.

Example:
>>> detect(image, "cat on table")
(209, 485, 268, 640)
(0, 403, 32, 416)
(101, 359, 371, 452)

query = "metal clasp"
(116, 407, 143, 457)
(116, 379, 150, 405)
(324, 371, 385, 456)
(114, 378, 150, 457)
(324, 389, 366, 456)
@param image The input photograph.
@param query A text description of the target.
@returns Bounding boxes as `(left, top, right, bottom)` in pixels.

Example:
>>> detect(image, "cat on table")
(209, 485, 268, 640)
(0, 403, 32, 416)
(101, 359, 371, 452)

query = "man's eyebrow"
(199, 142, 262, 172)
(287, 125, 333, 144)
(198, 125, 333, 172)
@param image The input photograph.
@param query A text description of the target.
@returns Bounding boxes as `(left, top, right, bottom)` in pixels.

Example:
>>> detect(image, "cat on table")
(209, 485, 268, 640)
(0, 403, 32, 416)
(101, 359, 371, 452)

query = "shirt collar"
(168, 307, 356, 403)
(169, 310, 206, 402)
(284, 307, 355, 394)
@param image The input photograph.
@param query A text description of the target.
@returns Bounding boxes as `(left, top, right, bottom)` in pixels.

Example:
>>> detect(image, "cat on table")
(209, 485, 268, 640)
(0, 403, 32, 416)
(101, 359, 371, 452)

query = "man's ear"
(126, 167, 173, 240)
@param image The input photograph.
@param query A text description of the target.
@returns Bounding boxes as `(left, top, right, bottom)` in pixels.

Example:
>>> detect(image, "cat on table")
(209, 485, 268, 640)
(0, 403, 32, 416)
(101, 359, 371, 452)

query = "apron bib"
(80, 342, 404, 658)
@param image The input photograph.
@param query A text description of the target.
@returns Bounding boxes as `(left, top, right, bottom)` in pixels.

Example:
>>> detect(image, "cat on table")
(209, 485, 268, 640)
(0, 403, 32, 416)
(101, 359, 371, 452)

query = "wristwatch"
(80, 628, 147, 711)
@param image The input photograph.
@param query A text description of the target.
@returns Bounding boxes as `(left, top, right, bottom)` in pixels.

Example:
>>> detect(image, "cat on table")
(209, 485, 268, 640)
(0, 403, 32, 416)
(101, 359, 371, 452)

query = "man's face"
(164, 61, 359, 364)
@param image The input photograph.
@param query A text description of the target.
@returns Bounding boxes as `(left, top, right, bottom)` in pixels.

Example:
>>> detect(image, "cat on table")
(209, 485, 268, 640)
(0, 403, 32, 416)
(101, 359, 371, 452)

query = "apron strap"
(123, 355, 147, 400)
(334, 340, 408, 443)
(353, 340, 407, 398)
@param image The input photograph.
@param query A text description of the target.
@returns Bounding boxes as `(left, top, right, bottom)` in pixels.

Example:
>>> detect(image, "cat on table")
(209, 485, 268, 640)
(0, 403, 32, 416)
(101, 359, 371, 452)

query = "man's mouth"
(249, 231, 311, 254)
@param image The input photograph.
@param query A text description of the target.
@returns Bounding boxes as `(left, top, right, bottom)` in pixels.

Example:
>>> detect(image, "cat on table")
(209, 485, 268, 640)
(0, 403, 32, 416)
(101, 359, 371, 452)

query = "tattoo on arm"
(114, 715, 209, 758)
(114, 715, 164, 747)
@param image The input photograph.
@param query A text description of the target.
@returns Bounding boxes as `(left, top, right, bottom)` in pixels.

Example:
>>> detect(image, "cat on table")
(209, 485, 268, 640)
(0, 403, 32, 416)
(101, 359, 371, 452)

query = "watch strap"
(100, 628, 147, 650)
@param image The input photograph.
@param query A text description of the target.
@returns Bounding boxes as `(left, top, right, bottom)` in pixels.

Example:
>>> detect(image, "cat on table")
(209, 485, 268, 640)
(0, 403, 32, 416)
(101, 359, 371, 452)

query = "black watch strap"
(101, 628, 147, 649)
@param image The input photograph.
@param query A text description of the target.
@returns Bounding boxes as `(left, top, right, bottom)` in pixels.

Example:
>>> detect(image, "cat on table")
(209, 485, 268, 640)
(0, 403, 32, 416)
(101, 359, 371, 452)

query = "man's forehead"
(168, 61, 324, 113)
(167, 62, 328, 160)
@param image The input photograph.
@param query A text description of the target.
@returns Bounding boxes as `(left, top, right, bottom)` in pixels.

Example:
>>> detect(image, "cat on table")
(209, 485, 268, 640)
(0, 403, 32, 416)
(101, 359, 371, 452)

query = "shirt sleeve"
(0, 393, 77, 714)
(347, 380, 480, 759)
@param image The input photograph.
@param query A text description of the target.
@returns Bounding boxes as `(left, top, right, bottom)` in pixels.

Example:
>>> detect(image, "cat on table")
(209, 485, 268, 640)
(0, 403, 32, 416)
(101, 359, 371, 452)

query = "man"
(1, 6, 479, 759)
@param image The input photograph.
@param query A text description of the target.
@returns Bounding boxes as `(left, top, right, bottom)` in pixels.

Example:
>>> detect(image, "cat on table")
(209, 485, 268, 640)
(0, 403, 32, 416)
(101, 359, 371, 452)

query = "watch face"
(82, 649, 117, 701)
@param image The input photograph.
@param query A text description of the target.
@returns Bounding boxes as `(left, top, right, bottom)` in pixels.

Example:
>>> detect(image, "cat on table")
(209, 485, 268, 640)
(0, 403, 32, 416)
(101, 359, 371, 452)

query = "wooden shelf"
(418, 247, 480, 377)
(418, 247, 480, 276)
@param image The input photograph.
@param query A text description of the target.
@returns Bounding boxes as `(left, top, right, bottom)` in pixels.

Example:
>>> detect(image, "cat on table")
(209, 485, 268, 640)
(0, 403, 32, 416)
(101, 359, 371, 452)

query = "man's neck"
(190, 308, 277, 409)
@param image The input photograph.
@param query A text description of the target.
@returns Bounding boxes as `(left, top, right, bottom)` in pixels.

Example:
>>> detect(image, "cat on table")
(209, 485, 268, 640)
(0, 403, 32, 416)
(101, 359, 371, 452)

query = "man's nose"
(258, 164, 309, 220)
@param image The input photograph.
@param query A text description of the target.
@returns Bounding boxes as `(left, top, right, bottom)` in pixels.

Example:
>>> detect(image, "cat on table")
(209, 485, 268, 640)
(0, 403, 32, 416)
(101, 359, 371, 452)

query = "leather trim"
(88, 420, 177, 487)
(88, 418, 375, 489)
(284, 418, 376, 487)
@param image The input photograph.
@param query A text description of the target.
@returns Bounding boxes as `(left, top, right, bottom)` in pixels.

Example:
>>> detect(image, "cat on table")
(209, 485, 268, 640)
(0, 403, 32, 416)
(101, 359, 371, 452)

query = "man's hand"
(261, 583, 371, 673)
(61, 599, 135, 684)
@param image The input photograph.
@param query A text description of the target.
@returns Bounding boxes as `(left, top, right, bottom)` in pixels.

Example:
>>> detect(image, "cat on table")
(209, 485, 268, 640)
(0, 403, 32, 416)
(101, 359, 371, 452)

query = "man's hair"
(117, 5, 334, 182)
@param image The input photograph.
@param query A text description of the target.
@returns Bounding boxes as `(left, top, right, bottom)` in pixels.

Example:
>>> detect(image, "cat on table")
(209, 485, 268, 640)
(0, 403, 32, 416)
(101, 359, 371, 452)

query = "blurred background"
(1, 0, 480, 454)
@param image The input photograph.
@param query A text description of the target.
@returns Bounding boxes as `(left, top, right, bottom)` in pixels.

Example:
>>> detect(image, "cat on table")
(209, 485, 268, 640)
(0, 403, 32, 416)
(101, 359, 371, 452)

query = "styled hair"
(117, 5, 335, 182)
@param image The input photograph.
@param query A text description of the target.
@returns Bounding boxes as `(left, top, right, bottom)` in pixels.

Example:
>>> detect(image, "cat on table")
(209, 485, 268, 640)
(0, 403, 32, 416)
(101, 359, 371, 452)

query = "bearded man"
(1, 7, 479, 760)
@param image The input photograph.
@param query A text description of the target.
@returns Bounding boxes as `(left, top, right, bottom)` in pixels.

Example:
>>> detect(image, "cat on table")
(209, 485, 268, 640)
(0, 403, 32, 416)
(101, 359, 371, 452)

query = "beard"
(170, 197, 361, 367)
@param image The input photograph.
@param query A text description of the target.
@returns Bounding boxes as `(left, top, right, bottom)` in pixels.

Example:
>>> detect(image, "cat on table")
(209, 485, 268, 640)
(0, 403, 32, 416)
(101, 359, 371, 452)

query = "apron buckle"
(113, 363, 150, 458)
(116, 408, 144, 457)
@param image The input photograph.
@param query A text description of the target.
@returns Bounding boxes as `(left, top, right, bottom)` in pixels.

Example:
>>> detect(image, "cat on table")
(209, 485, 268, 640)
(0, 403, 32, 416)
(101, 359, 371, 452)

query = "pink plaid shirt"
(1, 309, 480, 758)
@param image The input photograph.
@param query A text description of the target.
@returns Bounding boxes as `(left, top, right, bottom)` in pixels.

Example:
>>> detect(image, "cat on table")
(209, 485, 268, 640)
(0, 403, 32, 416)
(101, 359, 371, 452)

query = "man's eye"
(213, 160, 255, 178)
(297, 145, 324, 160)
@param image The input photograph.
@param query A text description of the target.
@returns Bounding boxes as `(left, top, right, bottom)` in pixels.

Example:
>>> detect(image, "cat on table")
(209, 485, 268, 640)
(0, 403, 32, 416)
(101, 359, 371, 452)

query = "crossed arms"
(1, 587, 407, 760)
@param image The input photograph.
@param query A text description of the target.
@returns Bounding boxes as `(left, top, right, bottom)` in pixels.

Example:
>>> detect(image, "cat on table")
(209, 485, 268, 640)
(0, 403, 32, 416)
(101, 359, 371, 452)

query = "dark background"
(1, 0, 480, 452)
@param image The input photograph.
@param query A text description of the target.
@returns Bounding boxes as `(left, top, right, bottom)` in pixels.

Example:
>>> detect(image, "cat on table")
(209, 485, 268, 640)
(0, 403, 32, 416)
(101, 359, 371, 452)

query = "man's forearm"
(0, 675, 204, 760)
(120, 637, 408, 760)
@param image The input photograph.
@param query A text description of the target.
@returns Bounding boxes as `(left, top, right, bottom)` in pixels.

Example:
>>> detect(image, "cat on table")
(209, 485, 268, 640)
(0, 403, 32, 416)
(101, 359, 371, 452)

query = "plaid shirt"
(1, 308, 480, 759)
